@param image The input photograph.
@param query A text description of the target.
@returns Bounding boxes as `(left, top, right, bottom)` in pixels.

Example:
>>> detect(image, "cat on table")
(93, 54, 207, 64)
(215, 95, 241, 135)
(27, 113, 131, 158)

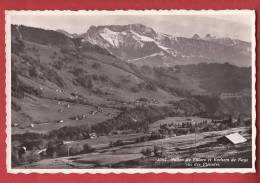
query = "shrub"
(141, 147, 152, 157)
(11, 146, 41, 165)
(21, 85, 42, 97)
(20, 151, 41, 163)
(12, 101, 21, 111)
(99, 75, 109, 82)
(46, 140, 62, 157)
(11, 70, 25, 98)
(153, 145, 161, 157)
(55, 144, 68, 157)
(75, 76, 93, 89)
(53, 60, 64, 70)
(91, 62, 101, 69)
(149, 131, 164, 140)
(153, 145, 165, 158)
(22, 139, 46, 151)
(46, 144, 56, 157)
(138, 97, 149, 102)
(69, 67, 86, 77)
(11, 147, 20, 166)
(136, 136, 149, 143)
(83, 143, 95, 153)
(60, 48, 70, 54)
(92, 88, 104, 95)
(168, 87, 191, 97)
(28, 151, 41, 163)
(110, 140, 124, 147)
(11, 37, 25, 54)
(69, 144, 84, 156)
(115, 139, 124, 146)
(29, 67, 38, 78)
(49, 143, 86, 157)
(145, 83, 157, 91)
(109, 141, 114, 147)
(91, 74, 99, 81)
(49, 126, 90, 141)
(40, 65, 65, 88)
(140, 65, 152, 74)
(130, 86, 139, 93)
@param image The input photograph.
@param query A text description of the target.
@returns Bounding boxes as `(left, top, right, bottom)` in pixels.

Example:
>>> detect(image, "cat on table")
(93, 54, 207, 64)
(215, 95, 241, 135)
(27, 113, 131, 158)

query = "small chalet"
(218, 133, 247, 145)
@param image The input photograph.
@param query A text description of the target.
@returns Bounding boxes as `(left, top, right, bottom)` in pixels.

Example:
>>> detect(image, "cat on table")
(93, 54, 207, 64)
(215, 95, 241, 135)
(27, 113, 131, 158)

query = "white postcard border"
(5, 10, 256, 174)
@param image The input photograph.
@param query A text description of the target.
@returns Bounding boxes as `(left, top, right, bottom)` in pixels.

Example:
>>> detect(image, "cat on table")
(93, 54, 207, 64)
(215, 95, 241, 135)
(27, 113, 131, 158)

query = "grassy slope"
(11, 35, 178, 134)
(11, 25, 252, 136)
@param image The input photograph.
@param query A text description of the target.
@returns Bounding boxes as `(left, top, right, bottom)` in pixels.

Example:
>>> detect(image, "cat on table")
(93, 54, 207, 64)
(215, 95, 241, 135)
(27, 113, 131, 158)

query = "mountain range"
(59, 23, 251, 67)
(11, 24, 252, 135)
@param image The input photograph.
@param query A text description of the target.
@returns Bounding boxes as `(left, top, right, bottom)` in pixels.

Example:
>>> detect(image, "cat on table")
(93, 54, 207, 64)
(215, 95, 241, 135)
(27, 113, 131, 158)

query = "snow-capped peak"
(100, 28, 121, 47)
(82, 24, 180, 61)
(130, 31, 155, 42)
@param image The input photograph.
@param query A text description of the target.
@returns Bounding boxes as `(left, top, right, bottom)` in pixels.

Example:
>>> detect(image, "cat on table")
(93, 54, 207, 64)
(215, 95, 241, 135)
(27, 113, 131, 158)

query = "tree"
(113, 140, 124, 146)
(46, 141, 59, 157)
(69, 144, 84, 155)
(141, 147, 152, 157)
(29, 67, 38, 78)
(83, 143, 95, 153)
(91, 63, 101, 69)
(192, 34, 200, 39)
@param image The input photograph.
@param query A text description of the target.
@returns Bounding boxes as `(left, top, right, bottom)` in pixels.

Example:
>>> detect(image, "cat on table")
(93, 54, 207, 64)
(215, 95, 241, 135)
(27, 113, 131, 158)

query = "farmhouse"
(12, 123, 19, 127)
(90, 110, 98, 115)
(58, 119, 64, 123)
(58, 109, 63, 113)
(218, 133, 247, 145)
(18, 146, 27, 158)
(37, 148, 47, 155)
(90, 132, 97, 139)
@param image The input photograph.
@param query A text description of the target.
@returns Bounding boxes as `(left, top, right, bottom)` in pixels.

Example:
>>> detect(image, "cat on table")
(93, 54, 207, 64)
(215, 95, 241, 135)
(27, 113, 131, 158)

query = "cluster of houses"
(55, 89, 63, 93)
(69, 114, 88, 121)
(220, 92, 244, 98)
(56, 104, 113, 124)
(155, 115, 250, 137)
(212, 116, 248, 128)
(158, 122, 193, 136)
(134, 97, 159, 106)
(12, 122, 35, 128)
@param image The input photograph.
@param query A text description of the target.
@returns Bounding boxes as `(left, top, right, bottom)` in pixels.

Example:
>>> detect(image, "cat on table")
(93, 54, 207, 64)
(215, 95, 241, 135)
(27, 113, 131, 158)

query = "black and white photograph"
(5, 10, 256, 173)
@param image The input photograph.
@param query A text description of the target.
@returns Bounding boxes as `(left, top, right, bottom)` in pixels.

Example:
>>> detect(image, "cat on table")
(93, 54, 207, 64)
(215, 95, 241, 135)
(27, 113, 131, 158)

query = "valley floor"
(15, 126, 252, 169)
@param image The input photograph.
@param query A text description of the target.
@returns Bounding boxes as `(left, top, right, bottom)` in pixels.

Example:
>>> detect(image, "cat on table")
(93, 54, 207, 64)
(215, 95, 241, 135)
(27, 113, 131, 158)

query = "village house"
(89, 132, 97, 139)
(218, 133, 247, 145)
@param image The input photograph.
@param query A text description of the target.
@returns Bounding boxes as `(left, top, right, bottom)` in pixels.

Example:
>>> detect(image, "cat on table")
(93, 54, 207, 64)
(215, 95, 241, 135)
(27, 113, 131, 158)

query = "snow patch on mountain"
(100, 28, 121, 47)
(100, 27, 179, 59)
(127, 51, 165, 62)
(121, 31, 127, 35)
(130, 31, 155, 42)
(157, 33, 172, 40)
(157, 44, 170, 51)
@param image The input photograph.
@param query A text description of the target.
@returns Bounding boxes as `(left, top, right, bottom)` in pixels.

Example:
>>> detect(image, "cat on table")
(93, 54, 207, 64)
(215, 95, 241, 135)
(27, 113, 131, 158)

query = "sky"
(10, 12, 254, 42)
